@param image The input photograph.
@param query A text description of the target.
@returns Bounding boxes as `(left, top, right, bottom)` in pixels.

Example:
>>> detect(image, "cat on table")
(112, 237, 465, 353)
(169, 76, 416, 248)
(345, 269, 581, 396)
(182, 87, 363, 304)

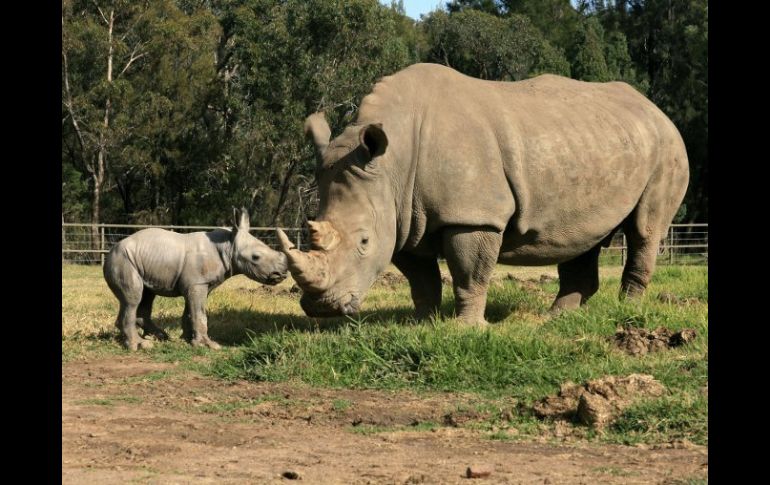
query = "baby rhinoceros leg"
(116, 302, 154, 351)
(104, 254, 155, 351)
(135, 290, 170, 341)
(183, 285, 221, 350)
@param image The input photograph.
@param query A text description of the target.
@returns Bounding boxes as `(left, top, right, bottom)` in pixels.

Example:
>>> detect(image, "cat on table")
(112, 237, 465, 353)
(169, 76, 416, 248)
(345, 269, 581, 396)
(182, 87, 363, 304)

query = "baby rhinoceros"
(103, 209, 288, 351)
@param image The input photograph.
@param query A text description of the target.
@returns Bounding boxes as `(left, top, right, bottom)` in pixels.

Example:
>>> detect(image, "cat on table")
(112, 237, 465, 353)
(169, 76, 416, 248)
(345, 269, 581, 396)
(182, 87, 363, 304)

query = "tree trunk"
(90, 9, 114, 259)
(272, 158, 298, 225)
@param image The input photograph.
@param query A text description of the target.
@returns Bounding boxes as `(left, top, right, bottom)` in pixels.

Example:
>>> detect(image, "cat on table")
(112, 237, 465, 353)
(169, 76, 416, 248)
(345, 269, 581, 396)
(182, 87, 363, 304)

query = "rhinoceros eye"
(251, 254, 260, 262)
(361, 237, 369, 245)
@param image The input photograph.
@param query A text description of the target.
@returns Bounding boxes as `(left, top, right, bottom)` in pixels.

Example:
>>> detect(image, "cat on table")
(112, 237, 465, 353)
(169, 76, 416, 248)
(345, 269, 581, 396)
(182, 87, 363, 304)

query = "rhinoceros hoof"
(137, 339, 154, 350)
(151, 329, 170, 341)
(125, 338, 155, 351)
(191, 338, 221, 350)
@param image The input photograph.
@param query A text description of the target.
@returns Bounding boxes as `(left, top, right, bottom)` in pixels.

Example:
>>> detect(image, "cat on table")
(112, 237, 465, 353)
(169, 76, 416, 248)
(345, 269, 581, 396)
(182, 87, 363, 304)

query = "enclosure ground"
(63, 264, 707, 484)
(62, 355, 707, 484)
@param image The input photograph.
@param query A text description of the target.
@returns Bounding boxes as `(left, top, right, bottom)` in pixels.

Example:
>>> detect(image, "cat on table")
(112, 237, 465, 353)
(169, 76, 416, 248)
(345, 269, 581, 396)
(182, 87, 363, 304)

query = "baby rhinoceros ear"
(231, 207, 240, 235)
(231, 207, 251, 234)
(238, 207, 250, 231)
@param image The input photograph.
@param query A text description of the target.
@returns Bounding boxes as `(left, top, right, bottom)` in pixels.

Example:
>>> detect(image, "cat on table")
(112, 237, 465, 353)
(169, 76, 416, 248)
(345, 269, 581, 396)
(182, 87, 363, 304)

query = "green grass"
(75, 396, 143, 406)
(592, 466, 637, 477)
(332, 398, 352, 411)
(62, 263, 707, 445)
(350, 421, 440, 435)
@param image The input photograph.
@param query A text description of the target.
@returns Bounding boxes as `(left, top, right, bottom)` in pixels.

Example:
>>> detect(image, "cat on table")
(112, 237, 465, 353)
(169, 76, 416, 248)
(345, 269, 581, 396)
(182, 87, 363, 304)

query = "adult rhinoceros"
(276, 63, 689, 324)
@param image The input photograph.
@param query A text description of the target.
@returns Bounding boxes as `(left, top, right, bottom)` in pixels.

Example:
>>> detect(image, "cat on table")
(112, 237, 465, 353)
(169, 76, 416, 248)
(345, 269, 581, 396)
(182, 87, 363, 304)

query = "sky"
(380, 0, 444, 20)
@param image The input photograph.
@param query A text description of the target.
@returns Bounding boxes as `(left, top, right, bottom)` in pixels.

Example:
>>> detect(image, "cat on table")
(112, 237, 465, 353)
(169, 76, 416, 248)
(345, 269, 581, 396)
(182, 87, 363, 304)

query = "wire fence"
(599, 224, 708, 266)
(62, 223, 307, 265)
(62, 222, 707, 266)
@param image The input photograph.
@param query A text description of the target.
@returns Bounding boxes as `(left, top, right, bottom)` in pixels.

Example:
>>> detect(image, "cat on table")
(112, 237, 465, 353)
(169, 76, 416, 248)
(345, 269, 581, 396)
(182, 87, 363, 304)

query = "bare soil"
(62, 356, 707, 484)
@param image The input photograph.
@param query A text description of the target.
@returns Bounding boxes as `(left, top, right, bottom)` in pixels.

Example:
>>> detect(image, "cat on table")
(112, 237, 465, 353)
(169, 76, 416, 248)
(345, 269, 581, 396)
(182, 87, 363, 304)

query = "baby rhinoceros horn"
(276, 228, 331, 293)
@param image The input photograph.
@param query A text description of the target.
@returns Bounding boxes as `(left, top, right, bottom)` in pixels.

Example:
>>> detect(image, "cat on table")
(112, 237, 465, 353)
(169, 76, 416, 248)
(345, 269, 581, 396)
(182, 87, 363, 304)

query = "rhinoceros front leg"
(441, 227, 502, 325)
(183, 285, 221, 350)
(550, 245, 601, 312)
(181, 300, 193, 342)
(392, 252, 442, 320)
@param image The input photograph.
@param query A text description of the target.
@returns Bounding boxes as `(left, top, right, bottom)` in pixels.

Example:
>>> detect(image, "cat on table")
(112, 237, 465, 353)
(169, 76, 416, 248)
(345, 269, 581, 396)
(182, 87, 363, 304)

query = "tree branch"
(117, 44, 147, 78)
(91, 0, 109, 25)
(62, 15, 89, 169)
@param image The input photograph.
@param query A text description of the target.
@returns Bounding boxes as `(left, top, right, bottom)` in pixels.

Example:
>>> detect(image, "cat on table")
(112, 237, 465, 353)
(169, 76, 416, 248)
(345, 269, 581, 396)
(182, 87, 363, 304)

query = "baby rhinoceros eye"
(251, 254, 260, 262)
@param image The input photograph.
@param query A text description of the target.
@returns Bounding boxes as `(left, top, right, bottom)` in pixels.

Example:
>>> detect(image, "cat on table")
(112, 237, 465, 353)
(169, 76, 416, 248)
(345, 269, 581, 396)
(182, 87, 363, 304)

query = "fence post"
(100, 225, 105, 266)
(296, 229, 301, 250)
(62, 216, 66, 264)
(620, 234, 626, 267)
(668, 226, 674, 265)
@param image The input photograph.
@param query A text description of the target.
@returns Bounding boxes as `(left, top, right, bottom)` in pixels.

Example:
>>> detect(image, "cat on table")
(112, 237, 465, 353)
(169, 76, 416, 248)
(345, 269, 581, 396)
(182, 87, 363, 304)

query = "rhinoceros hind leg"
(442, 226, 502, 325)
(116, 302, 154, 351)
(392, 252, 442, 321)
(106, 263, 151, 351)
(619, 153, 688, 299)
(619, 227, 664, 299)
(550, 245, 601, 312)
(136, 290, 169, 341)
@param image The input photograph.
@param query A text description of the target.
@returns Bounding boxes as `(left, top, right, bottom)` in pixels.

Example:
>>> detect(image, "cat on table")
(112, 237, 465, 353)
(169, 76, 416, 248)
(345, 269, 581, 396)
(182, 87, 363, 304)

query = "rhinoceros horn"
(276, 228, 330, 292)
(307, 220, 340, 251)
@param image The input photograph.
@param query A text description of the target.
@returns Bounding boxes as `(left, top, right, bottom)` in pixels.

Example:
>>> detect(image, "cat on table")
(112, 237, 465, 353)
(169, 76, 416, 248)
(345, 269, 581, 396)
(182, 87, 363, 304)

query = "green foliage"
(572, 17, 611, 81)
(62, 0, 707, 225)
(422, 9, 570, 80)
(63, 0, 416, 226)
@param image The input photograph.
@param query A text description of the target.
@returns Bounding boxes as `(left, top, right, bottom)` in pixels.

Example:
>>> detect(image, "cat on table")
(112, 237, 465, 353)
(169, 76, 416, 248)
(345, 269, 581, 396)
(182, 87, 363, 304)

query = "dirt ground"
(62, 356, 707, 484)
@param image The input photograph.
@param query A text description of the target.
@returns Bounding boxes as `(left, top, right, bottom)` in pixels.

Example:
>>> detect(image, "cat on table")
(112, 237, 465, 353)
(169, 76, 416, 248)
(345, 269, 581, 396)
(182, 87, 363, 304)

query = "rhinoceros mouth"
(300, 293, 360, 318)
(264, 271, 288, 285)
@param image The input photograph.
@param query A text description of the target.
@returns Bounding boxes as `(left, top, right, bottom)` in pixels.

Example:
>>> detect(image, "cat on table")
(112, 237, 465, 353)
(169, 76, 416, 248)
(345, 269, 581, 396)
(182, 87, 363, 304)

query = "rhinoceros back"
(108, 228, 188, 294)
(356, 63, 687, 263)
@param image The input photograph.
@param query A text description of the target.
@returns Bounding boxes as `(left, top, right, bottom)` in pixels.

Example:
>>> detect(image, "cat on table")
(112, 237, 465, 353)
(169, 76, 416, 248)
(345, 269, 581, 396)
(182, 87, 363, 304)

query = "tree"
(571, 17, 611, 81)
(589, 0, 708, 221)
(206, 0, 417, 226)
(61, 0, 706, 226)
(446, 0, 503, 16)
(62, 0, 152, 231)
(422, 9, 570, 81)
(62, 0, 222, 226)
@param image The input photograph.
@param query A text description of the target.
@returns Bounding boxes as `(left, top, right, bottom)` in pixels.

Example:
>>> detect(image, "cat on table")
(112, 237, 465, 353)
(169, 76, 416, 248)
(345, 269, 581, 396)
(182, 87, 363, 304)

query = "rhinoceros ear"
(359, 123, 388, 160)
(304, 112, 331, 162)
(238, 207, 250, 231)
(231, 207, 239, 229)
(230, 207, 240, 237)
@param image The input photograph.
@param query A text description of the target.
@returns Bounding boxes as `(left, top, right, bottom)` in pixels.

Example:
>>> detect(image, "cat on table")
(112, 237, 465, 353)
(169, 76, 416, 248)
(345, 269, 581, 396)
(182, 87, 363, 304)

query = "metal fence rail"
(62, 223, 306, 265)
(600, 224, 708, 266)
(62, 222, 708, 266)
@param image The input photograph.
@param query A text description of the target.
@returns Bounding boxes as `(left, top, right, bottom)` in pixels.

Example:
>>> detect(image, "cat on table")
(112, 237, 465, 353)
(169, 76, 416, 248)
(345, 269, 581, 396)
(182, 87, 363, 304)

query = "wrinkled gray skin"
(104, 209, 287, 350)
(278, 63, 689, 324)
